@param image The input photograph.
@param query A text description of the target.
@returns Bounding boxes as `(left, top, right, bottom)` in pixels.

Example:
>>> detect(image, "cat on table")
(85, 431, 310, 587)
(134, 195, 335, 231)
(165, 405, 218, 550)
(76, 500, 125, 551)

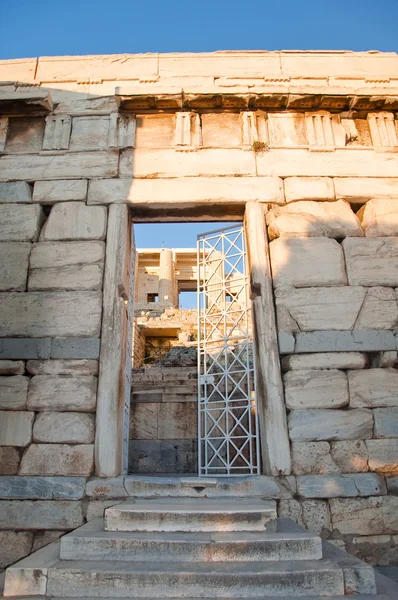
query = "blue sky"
(0, 0, 397, 58)
(1, 0, 396, 254)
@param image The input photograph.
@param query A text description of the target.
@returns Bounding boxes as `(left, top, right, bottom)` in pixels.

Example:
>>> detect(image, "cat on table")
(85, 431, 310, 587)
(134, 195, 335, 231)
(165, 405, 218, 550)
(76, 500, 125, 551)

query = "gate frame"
(95, 202, 291, 477)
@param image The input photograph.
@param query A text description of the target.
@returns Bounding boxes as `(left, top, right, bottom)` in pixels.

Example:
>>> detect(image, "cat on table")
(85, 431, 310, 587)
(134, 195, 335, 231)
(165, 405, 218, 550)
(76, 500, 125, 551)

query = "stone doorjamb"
(95, 203, 291, 478)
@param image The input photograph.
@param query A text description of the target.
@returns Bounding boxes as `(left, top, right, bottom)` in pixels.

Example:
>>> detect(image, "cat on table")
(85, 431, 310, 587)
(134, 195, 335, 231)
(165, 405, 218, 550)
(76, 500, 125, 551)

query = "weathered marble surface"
(33, 179, 87, 204)
(270, 238, 347, 288)
(0, 292, 102, 337)
(357, 198, 398, 237)
(288, 409, 373, 442)
(33, 412, 95, 444)
(282, 352, 367, 371)
(284, 369, 349, 409)
(373, 407, 398, 438)
(0, 411, 34, 446)
(0, 476, 86, 499)
(19, 444, 94, 476)
(297, 474, 386, 498)
(27, 375, 97, 412)
(0, 375, 29, 409)
(0, 204, 44, 241)
(343, 238, 398, 287)
(0, 500, 84, 529)
(348, 368, 398, 408)
(0, 242, 31, 291)
(40, 202, 107, 241)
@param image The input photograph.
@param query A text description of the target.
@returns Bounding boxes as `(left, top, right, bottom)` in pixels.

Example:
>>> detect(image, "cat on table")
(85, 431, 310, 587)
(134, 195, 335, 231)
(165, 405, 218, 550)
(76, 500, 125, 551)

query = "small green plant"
(252, 140, 268, 153)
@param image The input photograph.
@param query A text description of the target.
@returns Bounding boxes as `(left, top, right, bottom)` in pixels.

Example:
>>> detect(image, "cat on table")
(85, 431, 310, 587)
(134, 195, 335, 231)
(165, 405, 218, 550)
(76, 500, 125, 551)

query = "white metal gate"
(197, 225, 260, 476)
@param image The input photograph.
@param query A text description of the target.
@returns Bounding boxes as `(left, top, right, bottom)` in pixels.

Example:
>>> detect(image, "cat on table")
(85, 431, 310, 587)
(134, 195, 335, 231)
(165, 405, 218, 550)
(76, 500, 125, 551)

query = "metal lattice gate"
(197, 225, 260, 476)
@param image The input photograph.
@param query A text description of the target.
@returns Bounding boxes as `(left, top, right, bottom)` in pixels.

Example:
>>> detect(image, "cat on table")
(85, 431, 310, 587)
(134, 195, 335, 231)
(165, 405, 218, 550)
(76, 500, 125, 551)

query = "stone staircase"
(3, 495, 396, 599)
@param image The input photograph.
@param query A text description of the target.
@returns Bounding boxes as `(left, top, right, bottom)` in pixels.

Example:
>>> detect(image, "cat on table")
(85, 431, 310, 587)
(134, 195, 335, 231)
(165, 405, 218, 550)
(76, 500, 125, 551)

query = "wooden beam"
(244, 200, 291, 475)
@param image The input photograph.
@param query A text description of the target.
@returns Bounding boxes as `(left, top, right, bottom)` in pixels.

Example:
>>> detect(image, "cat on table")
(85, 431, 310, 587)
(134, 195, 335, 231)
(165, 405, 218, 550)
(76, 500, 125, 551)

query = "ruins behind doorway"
(129, 221, 238, 475)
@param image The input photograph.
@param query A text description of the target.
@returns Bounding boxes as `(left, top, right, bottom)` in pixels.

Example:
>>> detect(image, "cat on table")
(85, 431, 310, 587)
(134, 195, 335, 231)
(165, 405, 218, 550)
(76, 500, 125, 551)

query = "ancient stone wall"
(1, 50, 398, 568)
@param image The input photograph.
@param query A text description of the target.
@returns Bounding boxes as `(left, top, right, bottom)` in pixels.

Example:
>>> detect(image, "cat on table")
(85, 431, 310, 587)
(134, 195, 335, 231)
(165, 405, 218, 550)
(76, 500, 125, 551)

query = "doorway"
(128, 220, 259, 476)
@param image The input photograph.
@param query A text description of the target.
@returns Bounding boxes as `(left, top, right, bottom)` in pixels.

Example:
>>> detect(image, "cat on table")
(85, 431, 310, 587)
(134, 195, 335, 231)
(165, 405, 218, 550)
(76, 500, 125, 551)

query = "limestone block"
(85, 477, 128, 499)
(0, 292, 102, 337)
(26, 359, 98, 376)
(366, 439, 398, 473)
(357, 199, 398, 237)
(291, 442, 339, 475)
(0, 531, 33, 568)
(29, 264, 104, 292)
(301, 499, 332, 536)
(343, 238, 398, 286)
(373, 408, 398, 438)
(294, 330, 396, 353)
(330, 440, 369, 473)
(0, 151, 119, 181)
(269, 238, 347, 288)
(40, 202, 107, 241)
(0, 242, 31, 291)
(284, 177, 334, 203)
(297, 474, 386, 498)
(285, 369, 349, 409)
(28, 375, 97, 412)
(288, 409, 373, 442)
(121, 148, 256, 178)
(0, 360, 25, 375)
(30, 240, 105, 269)
(255, 147, 398, 178)
(88, 176, 285, 206)
(19, 444, 94, 476)
(348, 369, 398, 408)
(0, 204, 44, 241)
(335, 177, 398, 203)
(282, 352, 367, 371)
(33, 180, 88, 204)
(0, 500, 84, 530)
(330, 496, 398, 535)
(0, 181, 32, 203)
(379, 351, 398, 368)
(0, 476, 86, 500)
(33, 412, 95, 444)
(356, 287, 398, 330)
(275, 286, 365, 331)
(267, 200, 363, 241)
(69, 116, 110, 151)
(0, 411, 33, 446)
(0, 375, 29, 409)
(278, 499, 304, 527)
(0, 447, 20, 474)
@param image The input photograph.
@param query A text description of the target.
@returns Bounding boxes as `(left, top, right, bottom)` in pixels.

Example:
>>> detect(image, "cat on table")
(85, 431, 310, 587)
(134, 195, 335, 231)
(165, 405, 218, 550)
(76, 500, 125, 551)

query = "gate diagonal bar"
(197, 224, 260, 476)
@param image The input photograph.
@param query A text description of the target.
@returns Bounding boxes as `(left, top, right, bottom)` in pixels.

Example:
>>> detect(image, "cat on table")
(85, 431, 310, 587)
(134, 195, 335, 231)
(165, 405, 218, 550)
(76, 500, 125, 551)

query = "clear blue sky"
(0, 0, 397, 58)
(1, 0, 396, 255)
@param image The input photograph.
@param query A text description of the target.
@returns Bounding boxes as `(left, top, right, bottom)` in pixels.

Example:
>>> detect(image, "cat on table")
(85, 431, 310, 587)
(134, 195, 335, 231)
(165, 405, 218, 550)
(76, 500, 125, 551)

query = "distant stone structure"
(0, 50, 398, 578)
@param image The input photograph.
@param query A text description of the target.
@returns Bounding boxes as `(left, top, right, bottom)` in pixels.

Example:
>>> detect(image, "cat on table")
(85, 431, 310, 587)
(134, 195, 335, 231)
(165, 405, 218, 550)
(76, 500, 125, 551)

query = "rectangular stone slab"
(297, 474, 387, 498)
(0, 292, 102, 337)
(0, 476, 86, 499)
(0, 500, 83, 529)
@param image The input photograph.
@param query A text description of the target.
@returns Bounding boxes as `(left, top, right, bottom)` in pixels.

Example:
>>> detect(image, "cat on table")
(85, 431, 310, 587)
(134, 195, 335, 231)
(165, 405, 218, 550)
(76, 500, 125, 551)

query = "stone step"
(46, 559, 345, 598)
(60, 518, 322, 562)
(104, 498, 276, 532)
